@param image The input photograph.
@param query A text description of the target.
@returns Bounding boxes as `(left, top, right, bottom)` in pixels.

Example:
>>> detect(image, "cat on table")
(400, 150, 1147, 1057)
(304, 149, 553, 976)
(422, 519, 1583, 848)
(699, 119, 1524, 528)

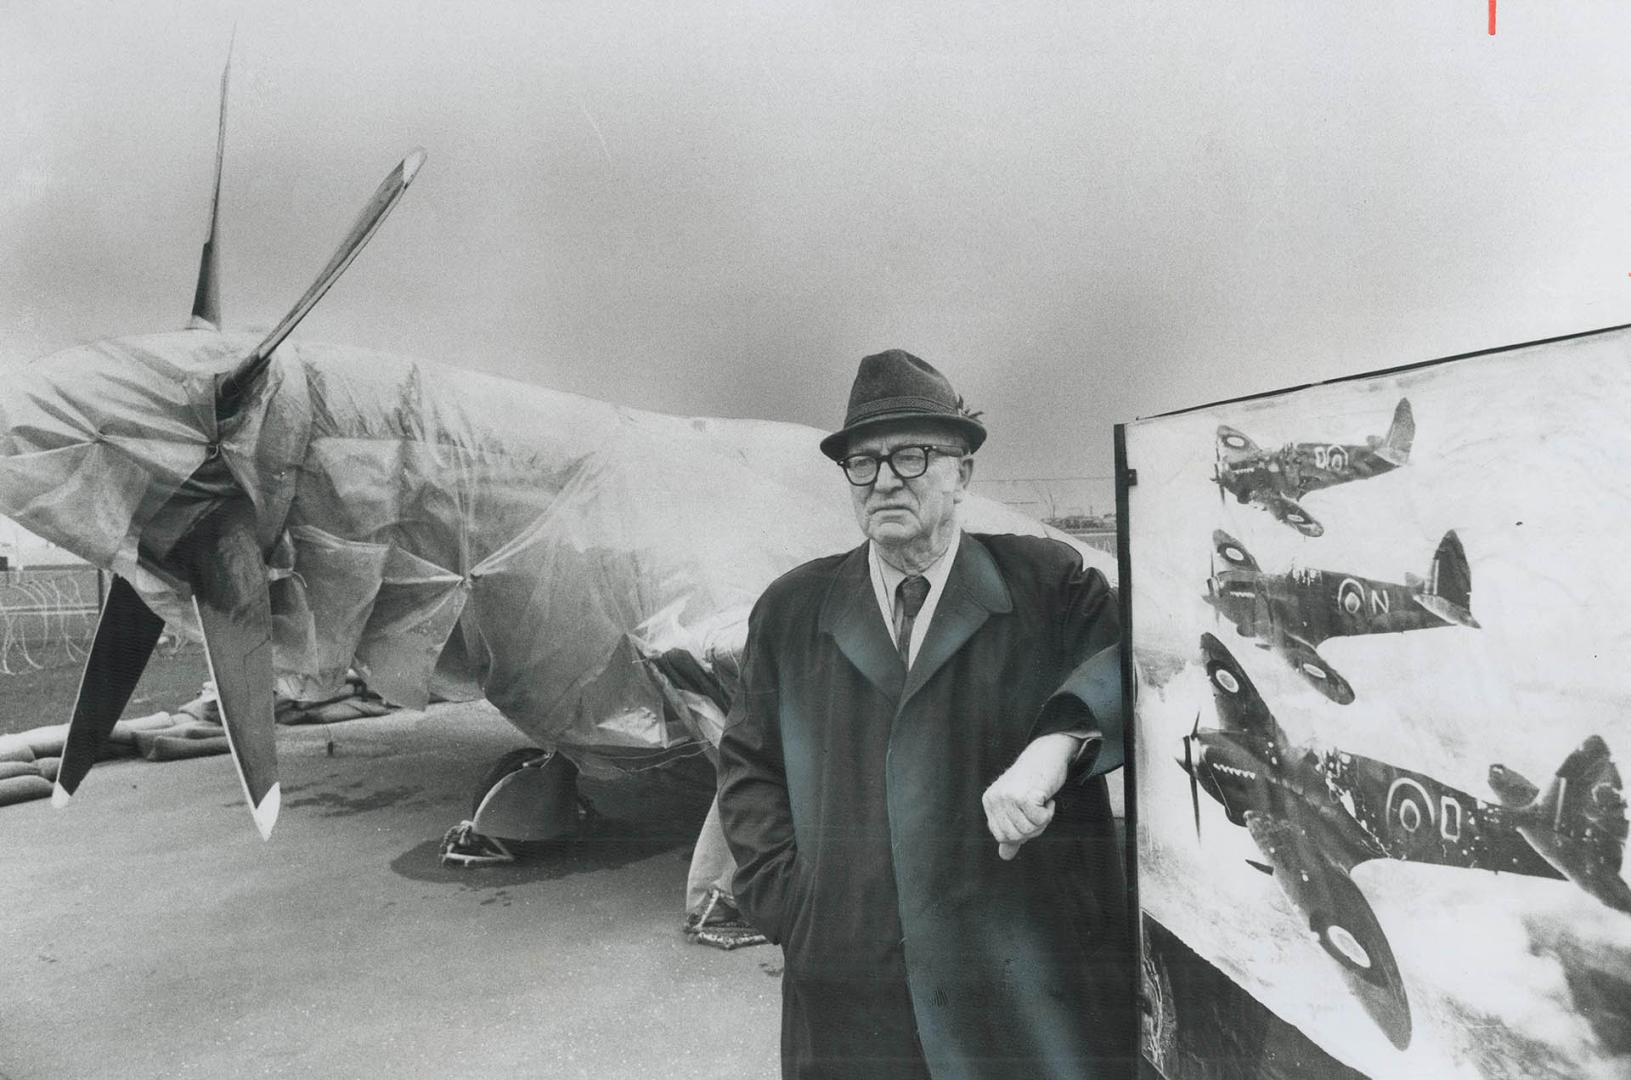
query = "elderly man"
(717, 349, 1133, 1079)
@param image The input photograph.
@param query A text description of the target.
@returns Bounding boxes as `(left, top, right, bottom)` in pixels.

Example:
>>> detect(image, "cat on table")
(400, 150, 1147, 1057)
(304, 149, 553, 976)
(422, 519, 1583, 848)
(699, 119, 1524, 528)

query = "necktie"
(894, 575, 930, 665)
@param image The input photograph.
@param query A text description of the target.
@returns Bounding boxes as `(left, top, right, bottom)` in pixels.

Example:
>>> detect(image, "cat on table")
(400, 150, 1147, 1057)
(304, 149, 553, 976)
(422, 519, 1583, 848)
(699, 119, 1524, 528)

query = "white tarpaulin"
(1, 332, 1111, 776)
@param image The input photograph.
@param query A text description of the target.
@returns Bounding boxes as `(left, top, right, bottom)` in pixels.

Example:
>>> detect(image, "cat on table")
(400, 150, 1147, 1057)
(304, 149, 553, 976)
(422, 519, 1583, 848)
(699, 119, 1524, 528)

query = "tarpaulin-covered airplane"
(1203, 528, 1479, 704)
(1213, 399, 1414, 537)
(1179, 633, 1631, 1050)
(0, 58, 1108, 841)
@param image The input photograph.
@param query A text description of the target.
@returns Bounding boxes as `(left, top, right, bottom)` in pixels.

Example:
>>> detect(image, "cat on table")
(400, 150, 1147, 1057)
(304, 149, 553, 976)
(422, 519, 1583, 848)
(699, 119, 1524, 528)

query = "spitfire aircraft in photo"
(1202, 527, 1479, 704)
(1179, 633, 1631, 1051)
(1213, 398, 1414, 537)
(0, 58, 1101, 840)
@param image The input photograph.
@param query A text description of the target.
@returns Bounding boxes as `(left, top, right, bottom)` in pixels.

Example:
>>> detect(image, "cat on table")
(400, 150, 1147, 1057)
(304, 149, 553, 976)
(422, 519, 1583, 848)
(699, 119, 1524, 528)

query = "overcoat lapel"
(899, 534, 1011, 707)
(817, 544, 904, 701)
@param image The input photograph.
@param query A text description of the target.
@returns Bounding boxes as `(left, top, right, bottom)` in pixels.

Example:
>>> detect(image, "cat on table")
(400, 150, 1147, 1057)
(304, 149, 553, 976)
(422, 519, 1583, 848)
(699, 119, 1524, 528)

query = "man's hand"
(982, 732, 1081, 860)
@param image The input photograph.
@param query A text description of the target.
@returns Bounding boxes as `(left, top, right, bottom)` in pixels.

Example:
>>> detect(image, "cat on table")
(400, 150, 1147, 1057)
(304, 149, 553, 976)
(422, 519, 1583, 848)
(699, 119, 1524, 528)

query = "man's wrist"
(1022, 731, 1083, 789)
(1038, 729, 1102, 777)
(1030, 730, 1087, 755)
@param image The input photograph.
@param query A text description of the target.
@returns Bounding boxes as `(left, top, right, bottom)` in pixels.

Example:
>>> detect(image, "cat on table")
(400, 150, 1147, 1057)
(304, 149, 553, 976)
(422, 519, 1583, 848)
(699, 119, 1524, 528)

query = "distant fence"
(0, 567, 195, 675)
(0, 570, 103, 672)
(0, 566, 101, 673)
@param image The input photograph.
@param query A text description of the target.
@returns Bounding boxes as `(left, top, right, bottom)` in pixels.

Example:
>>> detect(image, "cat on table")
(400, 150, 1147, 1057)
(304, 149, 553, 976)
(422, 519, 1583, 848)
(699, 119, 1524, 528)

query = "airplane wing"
(1215, 424, 1260, 463)
(1199, 633, 1294, 749)
(1211, 530, 1260, 573)
(1252, 490, 1324, 538)
(1244, 810, 1412, 1050)
(1277, 635, 1355, 705)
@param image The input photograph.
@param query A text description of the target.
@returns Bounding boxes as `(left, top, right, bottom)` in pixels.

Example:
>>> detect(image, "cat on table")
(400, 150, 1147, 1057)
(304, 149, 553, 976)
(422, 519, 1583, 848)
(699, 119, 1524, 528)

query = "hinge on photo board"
(1125, 469, 1138, 487)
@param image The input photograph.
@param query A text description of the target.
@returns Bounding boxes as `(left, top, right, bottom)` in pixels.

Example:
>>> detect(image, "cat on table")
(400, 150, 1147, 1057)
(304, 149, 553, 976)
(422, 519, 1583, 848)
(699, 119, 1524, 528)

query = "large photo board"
(1123, 325, 1631, 1079)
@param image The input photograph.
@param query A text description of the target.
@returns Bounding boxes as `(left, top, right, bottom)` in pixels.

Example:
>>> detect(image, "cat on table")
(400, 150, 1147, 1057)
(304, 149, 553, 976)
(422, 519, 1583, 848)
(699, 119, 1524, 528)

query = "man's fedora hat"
(819, 349, 987, 461)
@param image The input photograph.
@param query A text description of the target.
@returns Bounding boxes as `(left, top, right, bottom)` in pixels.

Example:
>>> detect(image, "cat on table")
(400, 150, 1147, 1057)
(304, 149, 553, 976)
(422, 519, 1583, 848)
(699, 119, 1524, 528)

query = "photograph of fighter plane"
(1180, 633, 1631, 1051)
(0, 60, 1103, 841)
(1203, 527, 1479, 704)
(1213, 398, 1414, 537)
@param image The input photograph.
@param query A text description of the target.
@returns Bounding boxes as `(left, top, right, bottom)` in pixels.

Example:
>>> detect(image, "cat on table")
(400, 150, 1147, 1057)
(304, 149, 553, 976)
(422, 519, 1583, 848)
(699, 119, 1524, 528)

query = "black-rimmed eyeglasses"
(838, 445, 966, 486)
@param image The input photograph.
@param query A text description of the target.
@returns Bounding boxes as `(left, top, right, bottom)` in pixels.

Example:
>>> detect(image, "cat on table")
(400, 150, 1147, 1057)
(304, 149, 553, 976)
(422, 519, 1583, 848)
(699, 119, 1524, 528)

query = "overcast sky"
(5, 2, 1631, 512)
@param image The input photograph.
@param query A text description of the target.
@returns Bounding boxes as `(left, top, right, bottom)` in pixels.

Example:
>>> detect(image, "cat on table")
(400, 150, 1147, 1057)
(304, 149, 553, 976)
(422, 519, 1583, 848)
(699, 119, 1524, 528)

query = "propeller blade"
(1186, 713, 1202, 840)
(188, 498, 280, 839)
(1208, 550, 1221, 625)
(53, 576, 166, 806)
(187, 42, 233, 331)
(218, 148, 427, 407)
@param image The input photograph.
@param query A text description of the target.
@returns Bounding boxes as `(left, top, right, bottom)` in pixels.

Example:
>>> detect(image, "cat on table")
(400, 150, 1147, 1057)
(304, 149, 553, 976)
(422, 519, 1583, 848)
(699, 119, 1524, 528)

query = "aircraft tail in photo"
(1372, 398, 1414, 466)
(1489, 736, 1631, 914)
(1414, 530, 1479, 629)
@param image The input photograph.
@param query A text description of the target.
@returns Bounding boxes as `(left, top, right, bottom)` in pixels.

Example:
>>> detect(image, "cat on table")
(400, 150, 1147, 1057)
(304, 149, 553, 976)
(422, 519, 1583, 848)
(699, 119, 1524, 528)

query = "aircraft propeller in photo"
(1179, 633, 1631, 1050)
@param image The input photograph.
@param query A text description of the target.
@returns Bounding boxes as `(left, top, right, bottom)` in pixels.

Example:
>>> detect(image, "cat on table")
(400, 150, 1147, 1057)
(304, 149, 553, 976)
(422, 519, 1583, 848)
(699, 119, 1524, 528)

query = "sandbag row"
(161, 675, 395, 728)
(275, 675, 396, 726)
(0, 712, 227, 806)
(0, 677, 397, 808)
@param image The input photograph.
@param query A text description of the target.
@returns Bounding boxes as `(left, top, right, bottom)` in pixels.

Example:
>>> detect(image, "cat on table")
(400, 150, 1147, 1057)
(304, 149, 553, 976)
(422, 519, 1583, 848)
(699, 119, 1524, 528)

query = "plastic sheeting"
(0, 331, 1112, 776)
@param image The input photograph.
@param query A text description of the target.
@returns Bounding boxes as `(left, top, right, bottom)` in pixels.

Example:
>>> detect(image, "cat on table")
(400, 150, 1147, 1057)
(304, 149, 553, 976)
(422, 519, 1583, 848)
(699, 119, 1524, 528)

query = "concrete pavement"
(0, 701, 780, 1080)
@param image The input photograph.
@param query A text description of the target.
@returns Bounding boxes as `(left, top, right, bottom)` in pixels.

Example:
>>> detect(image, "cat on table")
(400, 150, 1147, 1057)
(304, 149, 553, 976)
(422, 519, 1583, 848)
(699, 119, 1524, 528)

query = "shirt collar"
(868, 530, 961, 634)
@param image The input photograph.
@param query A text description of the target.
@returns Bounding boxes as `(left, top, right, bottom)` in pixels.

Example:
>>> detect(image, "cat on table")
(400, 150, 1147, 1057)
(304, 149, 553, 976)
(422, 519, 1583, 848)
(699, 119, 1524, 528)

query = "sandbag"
(13, 724, 68, 759)
(0, 775, 52, 806)
(293, 697, 393, 725)
(97, 741, 139, 760)
(174, 695, 220, 724)
(0, 761, 41, 782)
(0, 740, 36, 764)
(33, 756, 59, 782)
(132, 721, 223, 757)
(106, 713, 177, 745)
(145, 735, 231, 761)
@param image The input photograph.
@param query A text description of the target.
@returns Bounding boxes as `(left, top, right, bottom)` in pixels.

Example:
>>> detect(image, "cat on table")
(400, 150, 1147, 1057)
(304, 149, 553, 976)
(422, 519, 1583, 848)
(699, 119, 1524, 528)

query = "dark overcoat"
(717, 532, 1134, 1080)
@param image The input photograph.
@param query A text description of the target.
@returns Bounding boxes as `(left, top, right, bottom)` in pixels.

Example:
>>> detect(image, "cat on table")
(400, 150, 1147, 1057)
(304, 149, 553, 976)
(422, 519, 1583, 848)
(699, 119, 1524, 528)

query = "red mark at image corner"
(1489, 0, 1496, 36)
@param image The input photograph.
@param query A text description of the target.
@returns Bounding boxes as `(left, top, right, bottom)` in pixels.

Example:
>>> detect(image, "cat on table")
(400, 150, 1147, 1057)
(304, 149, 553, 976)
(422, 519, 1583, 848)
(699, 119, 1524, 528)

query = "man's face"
(844, 424, 973, 556)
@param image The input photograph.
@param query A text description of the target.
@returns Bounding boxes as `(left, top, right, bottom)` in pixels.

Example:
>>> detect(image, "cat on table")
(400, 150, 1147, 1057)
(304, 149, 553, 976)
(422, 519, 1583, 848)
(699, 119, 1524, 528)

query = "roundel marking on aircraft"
(1338, 577, 1365, 615)
(1223, 433, 1247, 449)
(1300, 660, 1328, 680)
(1223, 545, 1246, 563)
(1386, 777, 1435, 838)
(1326, 925, 1373, 970)
(1287, 510, 1308, 524)
(1212, 667, 1240, 694)
(1327, 446, 1348, 471)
